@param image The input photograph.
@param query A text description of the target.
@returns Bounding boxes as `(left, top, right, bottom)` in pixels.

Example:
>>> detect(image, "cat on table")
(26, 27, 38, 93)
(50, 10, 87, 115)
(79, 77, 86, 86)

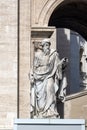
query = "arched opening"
(48, 0, 87, 118)
(48, 1, 87, 96)
(49, 1, 87, 40)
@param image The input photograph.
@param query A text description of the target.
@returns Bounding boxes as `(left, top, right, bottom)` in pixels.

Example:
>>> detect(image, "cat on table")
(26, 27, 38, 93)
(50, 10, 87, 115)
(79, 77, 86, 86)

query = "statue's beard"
(43, 48, 50, 55)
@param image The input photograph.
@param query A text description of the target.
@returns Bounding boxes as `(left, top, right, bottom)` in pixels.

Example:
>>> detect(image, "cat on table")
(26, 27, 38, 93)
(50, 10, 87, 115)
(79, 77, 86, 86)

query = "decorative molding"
(35, 0, 50, 24)
(66, 90, 87, 101)
(36, 0, 87, 26)
(39, 0, 64, 26)
(31, 27, 55, 38)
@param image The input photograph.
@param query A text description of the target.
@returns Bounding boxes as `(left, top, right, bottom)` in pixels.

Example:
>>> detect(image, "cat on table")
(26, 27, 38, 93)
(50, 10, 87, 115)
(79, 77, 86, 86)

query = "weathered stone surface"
(65, 91, 87, 119)
(0, 0, 17, 129)
(19, 0, 31, 118)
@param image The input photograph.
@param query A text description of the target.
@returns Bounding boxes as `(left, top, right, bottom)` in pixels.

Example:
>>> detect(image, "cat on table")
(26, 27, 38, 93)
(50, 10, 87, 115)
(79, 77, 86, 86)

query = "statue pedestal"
(14, 119, 85, 130)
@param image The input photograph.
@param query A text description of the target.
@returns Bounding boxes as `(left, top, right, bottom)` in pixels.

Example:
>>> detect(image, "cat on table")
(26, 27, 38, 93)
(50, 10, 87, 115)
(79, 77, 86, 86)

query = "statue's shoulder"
(35, 50, 43, 57)
(50, 49, 59, 56)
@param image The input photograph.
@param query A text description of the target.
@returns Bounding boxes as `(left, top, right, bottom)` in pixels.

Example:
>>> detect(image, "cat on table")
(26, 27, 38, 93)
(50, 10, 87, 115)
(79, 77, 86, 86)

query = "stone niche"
(30, 27, 56, 67)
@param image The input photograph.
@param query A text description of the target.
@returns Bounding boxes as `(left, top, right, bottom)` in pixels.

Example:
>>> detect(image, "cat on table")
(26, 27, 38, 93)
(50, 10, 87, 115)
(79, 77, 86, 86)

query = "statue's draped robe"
(30, 49, 67, 118)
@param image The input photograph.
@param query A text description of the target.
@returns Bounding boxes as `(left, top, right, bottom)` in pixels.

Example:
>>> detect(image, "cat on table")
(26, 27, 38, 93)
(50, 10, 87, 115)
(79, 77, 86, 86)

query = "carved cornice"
(31, 27, 55, 38)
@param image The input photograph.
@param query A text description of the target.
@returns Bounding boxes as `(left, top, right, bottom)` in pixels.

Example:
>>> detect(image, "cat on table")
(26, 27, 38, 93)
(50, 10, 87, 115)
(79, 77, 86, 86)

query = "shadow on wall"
(56, 28, 70, 118)
(56, 28, 86, 118)
(57, 28, 70, 95)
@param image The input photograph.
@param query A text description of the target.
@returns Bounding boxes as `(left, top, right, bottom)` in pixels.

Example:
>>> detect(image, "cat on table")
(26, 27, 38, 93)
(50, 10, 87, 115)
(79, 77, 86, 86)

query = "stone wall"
(31, 0, 64, 27)
(0, 0, 17, 129)
(65, 91, 87, 120)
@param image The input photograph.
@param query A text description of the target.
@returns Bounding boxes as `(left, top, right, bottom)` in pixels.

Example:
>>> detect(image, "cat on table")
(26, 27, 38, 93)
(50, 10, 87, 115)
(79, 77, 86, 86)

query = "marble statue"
(80, 45, 87, 89)
(30, 39, 68, 118)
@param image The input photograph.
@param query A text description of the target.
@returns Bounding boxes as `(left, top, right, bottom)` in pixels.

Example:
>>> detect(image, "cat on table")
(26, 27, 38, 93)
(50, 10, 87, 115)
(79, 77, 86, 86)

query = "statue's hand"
(63, 57, 68, 63)
(29, 71, 34, 84)
(62, 57, 68, 70)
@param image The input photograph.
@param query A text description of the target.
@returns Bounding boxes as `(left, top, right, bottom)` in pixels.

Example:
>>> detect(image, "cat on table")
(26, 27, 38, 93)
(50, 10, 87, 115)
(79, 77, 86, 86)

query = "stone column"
(18, 0, 31, 118)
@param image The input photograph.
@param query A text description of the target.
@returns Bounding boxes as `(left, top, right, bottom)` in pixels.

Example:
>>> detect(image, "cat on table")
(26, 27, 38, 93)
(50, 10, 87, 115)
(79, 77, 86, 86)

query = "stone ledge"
(31, 27, 55, 38)
(66, 90, 87, 101)
(14, 119, 85, 125)
(0, 129, 12, 130)
(14, 119, 85, 130)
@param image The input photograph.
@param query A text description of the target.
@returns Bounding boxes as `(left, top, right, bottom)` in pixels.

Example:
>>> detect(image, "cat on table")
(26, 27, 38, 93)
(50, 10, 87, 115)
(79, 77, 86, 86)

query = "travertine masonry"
(19, 0, 31, 118)
(65, 92, 87, 119)
(0, 0, 17, 129)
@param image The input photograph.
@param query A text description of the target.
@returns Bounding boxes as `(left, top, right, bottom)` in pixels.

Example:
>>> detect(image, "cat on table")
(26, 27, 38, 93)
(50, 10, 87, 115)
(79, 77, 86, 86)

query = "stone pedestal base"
(14, 119, 85, 130)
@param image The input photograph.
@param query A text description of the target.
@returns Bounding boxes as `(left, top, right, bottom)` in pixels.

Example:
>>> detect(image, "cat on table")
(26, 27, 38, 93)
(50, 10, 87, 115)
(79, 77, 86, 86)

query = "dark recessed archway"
(48, 1, 87, 118)
(48, 1, 87, 40)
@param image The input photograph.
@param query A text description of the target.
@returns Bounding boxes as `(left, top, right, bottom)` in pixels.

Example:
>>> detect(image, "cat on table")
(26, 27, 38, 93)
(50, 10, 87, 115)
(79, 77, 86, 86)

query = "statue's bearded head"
(42, 39, 51, 55)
